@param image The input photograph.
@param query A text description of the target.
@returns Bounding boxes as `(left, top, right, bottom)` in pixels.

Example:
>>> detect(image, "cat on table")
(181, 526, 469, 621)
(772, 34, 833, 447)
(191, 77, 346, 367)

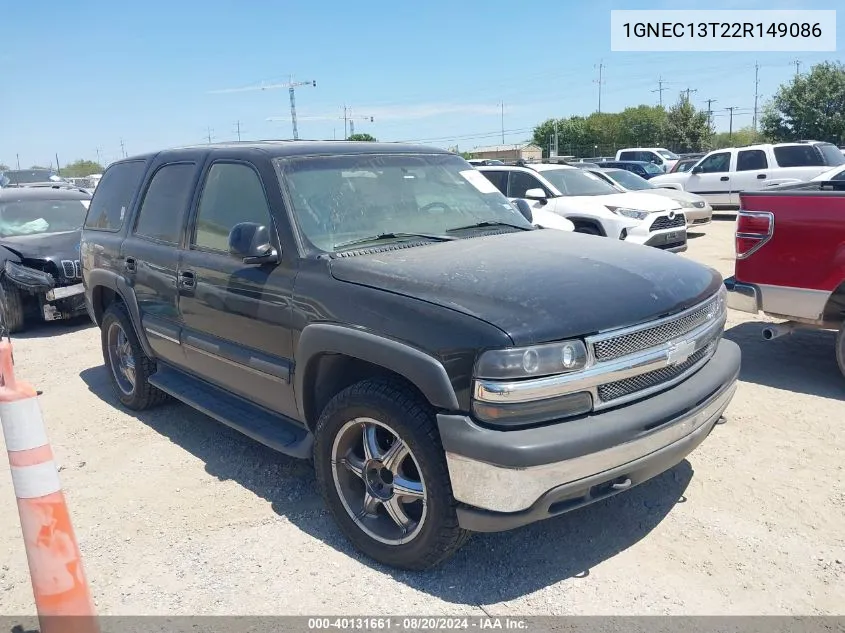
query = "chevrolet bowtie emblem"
(666, 339, 696, 366)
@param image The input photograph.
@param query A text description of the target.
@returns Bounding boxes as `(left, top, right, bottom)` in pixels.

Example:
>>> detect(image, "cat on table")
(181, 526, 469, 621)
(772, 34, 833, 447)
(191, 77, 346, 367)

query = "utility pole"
(704, 98, 718, 130)
(55, 154, 61, 175)
(16, 153, 20, 170)
(235, 120, 242, 141)
(499, 101, 505, 144)
(341, 106, 374, 138)
(594, 60, 605, 113)
(651, 76, 667, 107)
(682, 87, 698, 102)
(554, 121, 559, 158)
(791, 58, 801, 77)
(725, 107, 739, 141)
(120, 139, 126, 158)
(752, 61, 760, 132)
(95, 148, 102, 166)
(206, 127, 213, 144)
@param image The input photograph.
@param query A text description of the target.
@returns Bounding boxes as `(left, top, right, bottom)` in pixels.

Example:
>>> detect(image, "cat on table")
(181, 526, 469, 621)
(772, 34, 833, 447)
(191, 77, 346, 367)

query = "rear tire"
(313, 378, 470, 570)
(0, 278, 25, 334)
(836, 322, 845, 380)
(101, 302, 169, 410)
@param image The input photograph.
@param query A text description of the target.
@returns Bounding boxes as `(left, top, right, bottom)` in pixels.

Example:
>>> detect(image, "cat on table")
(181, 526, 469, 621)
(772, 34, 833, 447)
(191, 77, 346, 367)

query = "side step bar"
(149, 365, 313, 459)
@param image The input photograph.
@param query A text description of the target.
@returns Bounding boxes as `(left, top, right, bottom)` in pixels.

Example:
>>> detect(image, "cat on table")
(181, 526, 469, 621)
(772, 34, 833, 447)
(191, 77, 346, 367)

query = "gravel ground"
(1, 217, 843, 615)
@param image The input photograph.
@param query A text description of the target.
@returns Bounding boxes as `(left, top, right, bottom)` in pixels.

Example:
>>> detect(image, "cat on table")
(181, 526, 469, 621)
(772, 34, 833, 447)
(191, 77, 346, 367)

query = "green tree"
(0, 164, 8, 171)
(619, 105, 667, 148)
(761, 61, 845, 144)
(347, 133, 377, 142)
(711, 126, 760, 149)
(663, 94, 711, 153)
(59, 159, 104, 178)
(532, 116, 590, 157)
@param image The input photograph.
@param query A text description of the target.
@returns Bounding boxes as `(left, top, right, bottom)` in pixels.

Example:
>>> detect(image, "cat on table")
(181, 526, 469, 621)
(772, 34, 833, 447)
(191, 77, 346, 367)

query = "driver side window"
(508, 171, 546, 198)
(697, 152, 731, 174)
(193, 162, 273, 253)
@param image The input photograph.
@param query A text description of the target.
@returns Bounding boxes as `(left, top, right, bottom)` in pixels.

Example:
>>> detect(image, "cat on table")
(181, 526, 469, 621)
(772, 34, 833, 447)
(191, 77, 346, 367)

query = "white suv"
(478, 164, 688, 253)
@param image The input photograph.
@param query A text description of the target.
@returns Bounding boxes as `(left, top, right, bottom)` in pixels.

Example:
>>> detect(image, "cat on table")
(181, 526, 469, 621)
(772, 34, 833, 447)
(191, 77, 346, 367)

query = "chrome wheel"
(107, 321, 136, 395)
(331, 418, 428, 545)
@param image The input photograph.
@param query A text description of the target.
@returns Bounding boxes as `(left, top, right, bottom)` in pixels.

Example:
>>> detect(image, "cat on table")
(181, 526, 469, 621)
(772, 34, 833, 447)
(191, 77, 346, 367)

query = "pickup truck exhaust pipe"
(762, 323, 796, 341)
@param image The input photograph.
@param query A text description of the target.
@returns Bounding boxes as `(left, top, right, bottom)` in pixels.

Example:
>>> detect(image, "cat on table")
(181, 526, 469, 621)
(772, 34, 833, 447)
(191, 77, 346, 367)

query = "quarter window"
(84, 161, 146, 231)
(134, 163, 196, 243)
(193, 163, 273, 252)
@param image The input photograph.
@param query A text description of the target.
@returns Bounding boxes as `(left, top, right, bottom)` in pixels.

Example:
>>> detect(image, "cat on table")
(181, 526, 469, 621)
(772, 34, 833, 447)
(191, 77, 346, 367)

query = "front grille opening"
(650, 214, 686, 231)
(593, 295, 720, 362)
(597, 346, 709, 403)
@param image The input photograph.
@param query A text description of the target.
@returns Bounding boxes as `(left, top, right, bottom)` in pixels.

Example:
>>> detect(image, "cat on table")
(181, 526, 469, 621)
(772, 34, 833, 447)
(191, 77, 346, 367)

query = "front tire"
(314, 379, 470, 570)
(1, 278, 25, 334)
(101, 302, 168, 410)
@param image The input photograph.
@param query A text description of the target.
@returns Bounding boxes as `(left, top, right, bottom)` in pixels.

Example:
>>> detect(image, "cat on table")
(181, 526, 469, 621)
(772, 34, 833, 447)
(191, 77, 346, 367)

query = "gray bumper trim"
(724, 276, 760, 314)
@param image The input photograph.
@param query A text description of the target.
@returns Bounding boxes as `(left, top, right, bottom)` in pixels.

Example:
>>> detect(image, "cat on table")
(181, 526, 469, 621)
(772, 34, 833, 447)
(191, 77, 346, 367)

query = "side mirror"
(523, 188, 547, 201)
(513, 199, 533, 223)
(691, 165, 703, 174)
(228, 222, 279, 265)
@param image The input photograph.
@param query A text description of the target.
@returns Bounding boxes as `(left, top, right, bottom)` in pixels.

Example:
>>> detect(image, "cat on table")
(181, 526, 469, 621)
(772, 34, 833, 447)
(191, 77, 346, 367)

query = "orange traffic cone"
(0, 339, 99, 633)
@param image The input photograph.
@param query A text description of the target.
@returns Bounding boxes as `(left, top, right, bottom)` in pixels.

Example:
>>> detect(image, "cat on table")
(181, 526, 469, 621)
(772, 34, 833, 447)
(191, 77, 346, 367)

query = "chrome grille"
(592, 293, 721, 362)
(650, 214, 686, 231)
(60, 259, 82, 279)
(597, 344, 712, 402)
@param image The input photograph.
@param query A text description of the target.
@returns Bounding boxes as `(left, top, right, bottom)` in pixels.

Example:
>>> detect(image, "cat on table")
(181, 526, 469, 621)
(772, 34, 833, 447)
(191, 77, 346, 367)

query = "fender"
(86, 268, 156, 359)
(295, 323, 461, 415)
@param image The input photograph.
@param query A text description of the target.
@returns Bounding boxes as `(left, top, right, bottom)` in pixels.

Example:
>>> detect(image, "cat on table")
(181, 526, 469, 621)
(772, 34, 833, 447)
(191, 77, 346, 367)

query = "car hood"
(329, 230, 722, 346)
(555, 191, 682, 212)
(639, 188, 707, 205)
(0, 230, 81, 261)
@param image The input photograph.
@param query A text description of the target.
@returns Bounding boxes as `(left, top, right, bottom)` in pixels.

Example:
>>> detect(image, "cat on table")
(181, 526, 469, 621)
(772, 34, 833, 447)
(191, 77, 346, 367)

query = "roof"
(0, 186, 91, 201)
(118, 140, 454, 164)
(470, 143, 541, 153)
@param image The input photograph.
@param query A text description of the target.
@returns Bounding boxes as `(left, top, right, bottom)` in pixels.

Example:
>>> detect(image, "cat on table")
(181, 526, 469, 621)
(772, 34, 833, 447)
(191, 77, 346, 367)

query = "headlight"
(3, 260, 55, 292)
(679, 199, 696, 209)
(606, 206, 650, 220)
(475, 340, 588, 380)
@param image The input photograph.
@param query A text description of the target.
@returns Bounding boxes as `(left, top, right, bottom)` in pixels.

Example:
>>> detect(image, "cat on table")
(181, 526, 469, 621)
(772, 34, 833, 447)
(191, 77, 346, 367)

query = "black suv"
(81, 142, 741, 570)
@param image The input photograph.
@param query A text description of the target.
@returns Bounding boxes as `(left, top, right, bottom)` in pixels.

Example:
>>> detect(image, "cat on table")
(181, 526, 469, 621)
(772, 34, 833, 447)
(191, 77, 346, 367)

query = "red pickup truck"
(724, 180, 845, 378)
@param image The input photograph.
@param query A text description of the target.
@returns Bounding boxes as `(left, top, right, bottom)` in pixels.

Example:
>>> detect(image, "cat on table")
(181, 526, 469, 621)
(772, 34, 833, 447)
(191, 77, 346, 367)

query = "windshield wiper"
(333, 232, 456, 250)
(446, 220, 532, 233)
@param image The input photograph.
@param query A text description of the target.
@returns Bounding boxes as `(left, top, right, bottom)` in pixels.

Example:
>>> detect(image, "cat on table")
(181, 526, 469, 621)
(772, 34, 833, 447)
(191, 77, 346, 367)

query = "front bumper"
(684, 207, 713, 226)
(437, 339, 740, 532)
(642, 228, 687, 253)
(723, 276, 760, 314)
(42, 282, 87, 321)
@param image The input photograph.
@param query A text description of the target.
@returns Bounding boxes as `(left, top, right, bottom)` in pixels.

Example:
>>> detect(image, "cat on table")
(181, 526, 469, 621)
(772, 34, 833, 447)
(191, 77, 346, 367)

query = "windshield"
(606, 169, 653, 191)
(658, 150, 680, 160)
(540, 168, 620, 196)
(0, 198, 90, 237)
(279, 153, 532, 252)
(642, 162, 663, 174)
(816, 143, 845, 166)
(4, 170, 62, 185)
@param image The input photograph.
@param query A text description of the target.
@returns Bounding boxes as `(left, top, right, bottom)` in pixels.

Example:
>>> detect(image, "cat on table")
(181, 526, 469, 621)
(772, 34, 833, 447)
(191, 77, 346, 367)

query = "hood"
(0, 230, 81, 261)
(556, 192, 681, 213)
(641, 187, 707, 205)
(329, 230, 722, 346)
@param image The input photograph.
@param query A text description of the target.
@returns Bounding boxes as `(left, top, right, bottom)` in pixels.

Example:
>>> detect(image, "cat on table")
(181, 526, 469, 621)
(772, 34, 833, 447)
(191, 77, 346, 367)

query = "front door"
(684, 151, 734, 206)
(178, 159, 298, 418)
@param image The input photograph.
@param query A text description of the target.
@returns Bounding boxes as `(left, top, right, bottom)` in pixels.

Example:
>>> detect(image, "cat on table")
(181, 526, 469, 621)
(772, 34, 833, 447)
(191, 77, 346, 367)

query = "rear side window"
(619, 151, 636, 161)
(83, 161, 146, 231)
(773, 145, 825, 167)
(737, 150, 768, 171)
(479, 170, 507, 195)
(134, 163, 196, 244)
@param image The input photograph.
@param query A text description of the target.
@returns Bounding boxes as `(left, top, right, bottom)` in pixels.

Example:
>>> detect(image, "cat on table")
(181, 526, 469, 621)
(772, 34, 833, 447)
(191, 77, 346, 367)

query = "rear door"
(732, 149, 771, 202)
(684, 151, 734, 206)
(121, 157, 202, 365)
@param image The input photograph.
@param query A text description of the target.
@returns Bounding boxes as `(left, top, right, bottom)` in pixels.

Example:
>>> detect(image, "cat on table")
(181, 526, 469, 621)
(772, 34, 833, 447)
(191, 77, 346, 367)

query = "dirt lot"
(1, 217, 843, 616)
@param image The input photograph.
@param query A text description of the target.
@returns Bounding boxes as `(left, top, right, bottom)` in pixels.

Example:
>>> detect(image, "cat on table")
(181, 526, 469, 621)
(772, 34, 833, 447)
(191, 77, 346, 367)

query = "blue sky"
(1, 0, 842, 168)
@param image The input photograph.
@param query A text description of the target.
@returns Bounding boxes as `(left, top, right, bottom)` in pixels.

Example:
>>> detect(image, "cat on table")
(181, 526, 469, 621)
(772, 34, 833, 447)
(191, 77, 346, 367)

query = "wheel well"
(568, 217, 606, 236)
(302, 354, 428, 432)
(90, 285, 123, 326)
(822, 280, 845, 322)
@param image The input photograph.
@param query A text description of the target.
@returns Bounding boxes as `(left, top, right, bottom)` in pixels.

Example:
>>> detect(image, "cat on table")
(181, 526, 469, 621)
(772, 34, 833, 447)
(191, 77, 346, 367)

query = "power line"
(651, 76, 667, 107)
(704, 98, 718, 130)
(594, 60, 606, 113)
(682, 87, 698, 102)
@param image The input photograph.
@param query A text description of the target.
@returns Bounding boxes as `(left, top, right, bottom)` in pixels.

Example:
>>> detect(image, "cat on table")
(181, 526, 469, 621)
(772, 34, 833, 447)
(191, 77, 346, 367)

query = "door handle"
(720, 176, 729, 181)
(757, 174, 767, 179)
(179, 270, 196, 288)
(124, 257, 136, 273)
